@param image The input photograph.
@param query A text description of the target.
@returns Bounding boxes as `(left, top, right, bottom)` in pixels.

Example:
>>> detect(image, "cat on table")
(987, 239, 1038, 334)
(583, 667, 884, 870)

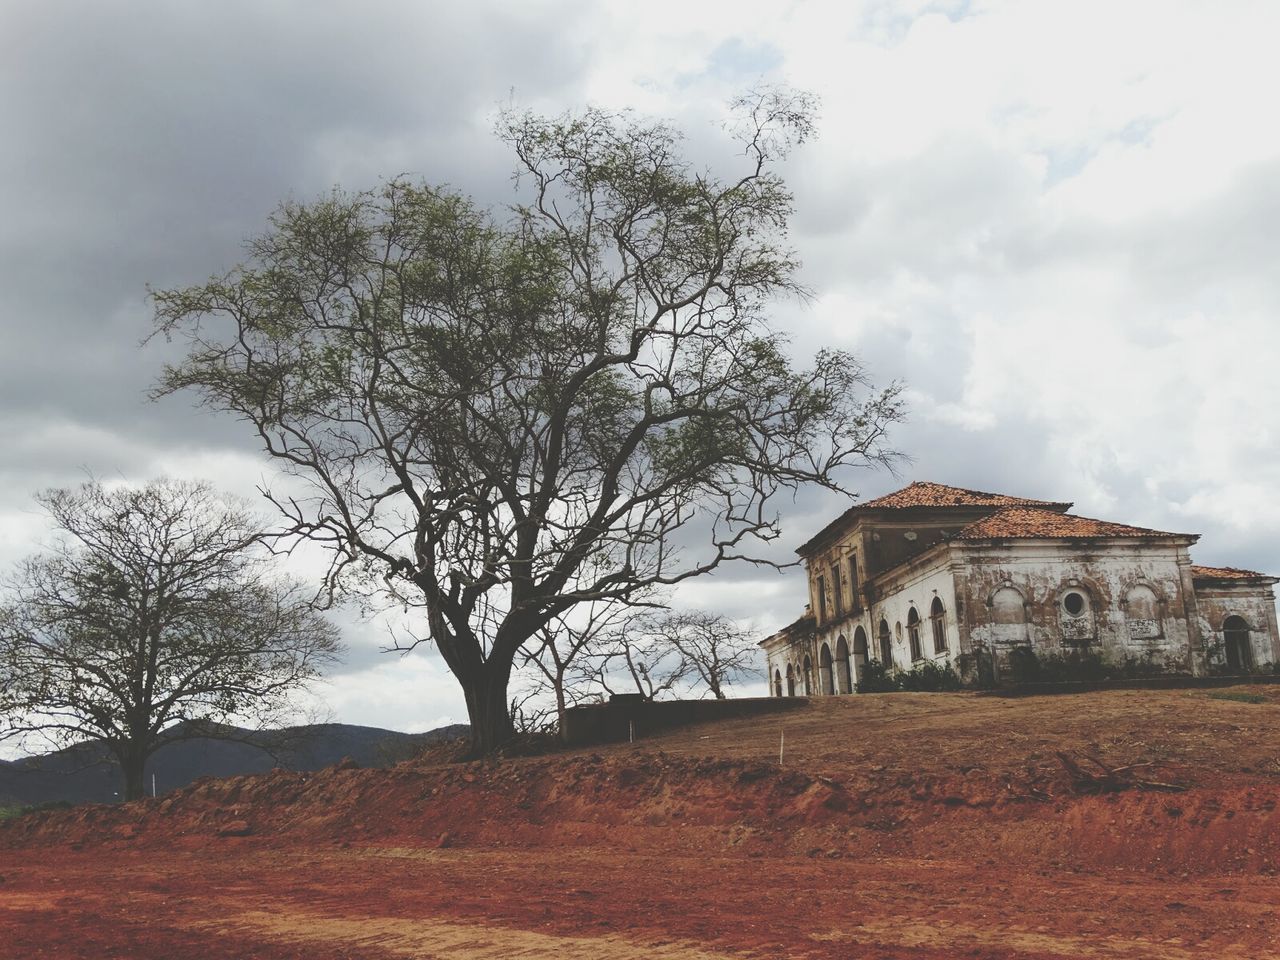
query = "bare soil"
(4, 687, 1280, 958)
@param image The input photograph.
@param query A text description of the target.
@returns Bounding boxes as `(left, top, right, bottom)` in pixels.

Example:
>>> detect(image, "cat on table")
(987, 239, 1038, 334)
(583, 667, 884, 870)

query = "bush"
(1036, 650, 1107, 683)
(855, 659, 901, 693)
(1002, 647, 1191, 684)
(898, 661, 963, 692)
(856, 659, 961, 693)
(1006, 646, 1041, 684)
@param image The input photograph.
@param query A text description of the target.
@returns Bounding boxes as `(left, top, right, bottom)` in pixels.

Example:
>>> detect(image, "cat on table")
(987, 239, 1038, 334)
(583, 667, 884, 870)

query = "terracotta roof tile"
(796, 481, 1072, 555)
(860, 481, 1072, 511)
(1191, 564, 1274, 582)
(955, 507, 1194, 541)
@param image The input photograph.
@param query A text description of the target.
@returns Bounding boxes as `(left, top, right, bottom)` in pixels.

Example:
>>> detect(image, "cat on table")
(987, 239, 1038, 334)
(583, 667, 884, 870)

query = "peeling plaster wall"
(865, 551, 963, 671)
(1195, 583, 1280, 668)
(958, 541, 1199, 672)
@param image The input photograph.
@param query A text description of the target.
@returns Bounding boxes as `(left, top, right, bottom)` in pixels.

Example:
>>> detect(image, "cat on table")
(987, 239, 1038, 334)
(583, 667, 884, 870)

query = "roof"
(1191, 564, 1276, 583)
(796, 481, 1072, 556)
(954, 507, 1195, 542)
(859, 481, 1073, 512)
(759, 612, 815, 648)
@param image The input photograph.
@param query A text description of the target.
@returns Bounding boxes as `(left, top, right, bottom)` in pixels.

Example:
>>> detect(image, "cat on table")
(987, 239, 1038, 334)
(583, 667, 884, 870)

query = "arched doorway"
(773, 669, 783, 697)
(1224, 616, 1253, 672)
(878, 618, 892, 667)
(802, 654, 813, 695)
(819, 643, 834, 695)
(852, 626, 869, 686)
(835, 636, 852, 694)
(785, 663, 795, 697)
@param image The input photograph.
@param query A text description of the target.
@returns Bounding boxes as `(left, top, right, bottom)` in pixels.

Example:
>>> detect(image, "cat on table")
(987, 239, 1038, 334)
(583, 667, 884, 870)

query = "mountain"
(0, 721, 470, 807)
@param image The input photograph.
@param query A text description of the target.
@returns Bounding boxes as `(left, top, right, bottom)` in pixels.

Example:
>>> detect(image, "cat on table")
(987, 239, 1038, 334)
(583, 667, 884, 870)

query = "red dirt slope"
(4, 688, 1280, 958)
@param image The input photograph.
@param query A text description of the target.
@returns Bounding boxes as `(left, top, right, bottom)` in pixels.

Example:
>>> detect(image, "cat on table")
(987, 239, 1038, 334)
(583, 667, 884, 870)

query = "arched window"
(802, 654, 813, 695)
(878, 618, 892, 667)
(907, 608, 923, 661)
(819, 643, 834, 695)
(1124, 584, 1161, 639)
(990, 586, 1029, 645)
(773, 669, 783, 697)
(835, 635, 852, 694)
(785, 663, 795, 697)
(930, 596, 947, 654)
(852, 626, 869, 686)
(1224, 615, 1253, 672)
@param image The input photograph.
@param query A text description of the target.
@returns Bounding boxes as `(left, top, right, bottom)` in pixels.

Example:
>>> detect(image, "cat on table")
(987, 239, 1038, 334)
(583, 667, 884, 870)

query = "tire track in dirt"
(195, 906, 745, 960)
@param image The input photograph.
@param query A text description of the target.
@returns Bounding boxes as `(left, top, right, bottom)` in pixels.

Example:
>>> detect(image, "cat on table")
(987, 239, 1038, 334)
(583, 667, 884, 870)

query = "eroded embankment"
(4, 749, 1279, 876)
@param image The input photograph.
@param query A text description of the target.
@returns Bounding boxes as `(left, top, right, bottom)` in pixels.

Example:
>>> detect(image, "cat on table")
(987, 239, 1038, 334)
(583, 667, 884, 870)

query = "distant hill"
(0, 721, 470, 807)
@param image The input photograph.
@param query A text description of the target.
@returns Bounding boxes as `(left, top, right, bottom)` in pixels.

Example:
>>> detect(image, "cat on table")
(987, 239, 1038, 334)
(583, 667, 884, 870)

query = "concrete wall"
(562, 695, 810, 746)
(1196, 582, 1280, 668)
(957, 540, 1199, 673)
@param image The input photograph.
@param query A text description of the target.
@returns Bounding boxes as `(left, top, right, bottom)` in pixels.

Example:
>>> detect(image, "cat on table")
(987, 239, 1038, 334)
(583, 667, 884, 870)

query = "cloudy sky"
(2, 0, 1278, 738)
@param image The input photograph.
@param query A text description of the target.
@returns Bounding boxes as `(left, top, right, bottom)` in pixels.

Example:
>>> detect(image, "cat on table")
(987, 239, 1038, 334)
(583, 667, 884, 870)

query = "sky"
(2, 0, 1278, 740)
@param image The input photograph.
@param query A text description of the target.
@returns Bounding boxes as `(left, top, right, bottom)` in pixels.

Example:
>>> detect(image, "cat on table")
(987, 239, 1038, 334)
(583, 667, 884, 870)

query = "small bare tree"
(650, 609, 760, 699)
(587, 613, 689, 702)
(0, 479, 342, 800)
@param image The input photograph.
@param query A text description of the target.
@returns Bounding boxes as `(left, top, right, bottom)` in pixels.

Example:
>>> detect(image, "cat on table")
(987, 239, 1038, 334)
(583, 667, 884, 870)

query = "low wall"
(561, 695, 810, 746)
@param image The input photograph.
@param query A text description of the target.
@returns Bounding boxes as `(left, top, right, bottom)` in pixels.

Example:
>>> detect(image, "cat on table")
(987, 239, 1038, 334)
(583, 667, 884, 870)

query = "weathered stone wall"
(957, 541, 1198, 673)
(562, 695, 810, 745)
(1196, 583, 1280, 668)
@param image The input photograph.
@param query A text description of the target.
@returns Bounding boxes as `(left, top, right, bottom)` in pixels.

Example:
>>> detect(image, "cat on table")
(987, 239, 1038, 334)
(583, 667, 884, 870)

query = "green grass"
(1207, 691, 1267, 705)
(0, 800, 74, 821)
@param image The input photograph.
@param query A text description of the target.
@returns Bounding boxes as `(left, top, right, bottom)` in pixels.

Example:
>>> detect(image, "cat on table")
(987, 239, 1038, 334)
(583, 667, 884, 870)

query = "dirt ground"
(4, 687, 1280, 958)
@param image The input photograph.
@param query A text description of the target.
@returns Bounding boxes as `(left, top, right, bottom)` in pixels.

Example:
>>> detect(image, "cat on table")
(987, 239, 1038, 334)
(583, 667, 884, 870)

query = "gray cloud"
(2, 0, 1277, 737)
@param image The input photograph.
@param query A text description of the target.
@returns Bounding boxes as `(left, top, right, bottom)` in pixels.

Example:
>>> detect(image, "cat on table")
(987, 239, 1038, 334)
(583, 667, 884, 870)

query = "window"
(848, 553, 860, 609)
(1058, 587, 1096, 643)
(830, 564, 843, 617)
(930, 596, 947, 653)
(907, 608, 923, 661)
(1124, 584, 1161, 640)
(878, 618, 892, 667)
(816, 575, 827, 622)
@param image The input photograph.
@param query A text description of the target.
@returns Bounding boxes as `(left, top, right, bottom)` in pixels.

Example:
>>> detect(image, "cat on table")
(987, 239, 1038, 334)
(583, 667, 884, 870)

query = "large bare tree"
(0, 479, 341, 800)
(151, 89, 903, 755)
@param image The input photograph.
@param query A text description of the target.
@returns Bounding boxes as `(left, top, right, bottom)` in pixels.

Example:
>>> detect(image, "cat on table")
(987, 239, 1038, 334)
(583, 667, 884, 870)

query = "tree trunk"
(462, 657, 516, 757)
(120, 745, 147, 801)
(554, 677, 568, 741)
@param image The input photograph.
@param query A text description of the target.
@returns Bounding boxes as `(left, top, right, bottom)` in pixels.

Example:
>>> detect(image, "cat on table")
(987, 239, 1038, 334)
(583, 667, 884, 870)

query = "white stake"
(629, 720, 635, 743)
(779, 728, 785, 765)
(151, 773, 156, 798)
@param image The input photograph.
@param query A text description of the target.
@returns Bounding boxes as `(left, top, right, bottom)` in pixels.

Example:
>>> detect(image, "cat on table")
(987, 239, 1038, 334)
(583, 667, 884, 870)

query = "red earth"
(4, 687, 1280, 958)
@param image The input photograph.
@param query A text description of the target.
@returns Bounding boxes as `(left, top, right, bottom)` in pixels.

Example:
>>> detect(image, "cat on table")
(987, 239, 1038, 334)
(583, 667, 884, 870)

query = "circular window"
(1062, 591, 1086, 616)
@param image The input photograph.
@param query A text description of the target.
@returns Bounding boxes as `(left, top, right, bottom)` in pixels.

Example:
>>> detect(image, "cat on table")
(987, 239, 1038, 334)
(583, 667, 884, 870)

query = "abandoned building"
(762, 482, 1280, 693)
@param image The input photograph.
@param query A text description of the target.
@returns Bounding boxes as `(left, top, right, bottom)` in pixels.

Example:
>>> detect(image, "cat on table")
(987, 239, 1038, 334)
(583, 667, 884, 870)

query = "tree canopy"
(152, 89, 903, 753)
(0, 479, 341, 799)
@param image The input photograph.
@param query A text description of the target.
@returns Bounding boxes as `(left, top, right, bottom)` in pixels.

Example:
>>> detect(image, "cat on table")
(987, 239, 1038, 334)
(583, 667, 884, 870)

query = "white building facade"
(762, 482, 1280, 694)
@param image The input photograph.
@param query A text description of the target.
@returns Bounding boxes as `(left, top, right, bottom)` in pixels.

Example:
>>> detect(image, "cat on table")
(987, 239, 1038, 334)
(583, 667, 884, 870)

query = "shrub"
(1036, 650, 1107, 683)
(1208, 691, 1266, 705)
(1006, 646, 1041, 684)
(855, 659, 901, 693)
(898, 661, 963, 692)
